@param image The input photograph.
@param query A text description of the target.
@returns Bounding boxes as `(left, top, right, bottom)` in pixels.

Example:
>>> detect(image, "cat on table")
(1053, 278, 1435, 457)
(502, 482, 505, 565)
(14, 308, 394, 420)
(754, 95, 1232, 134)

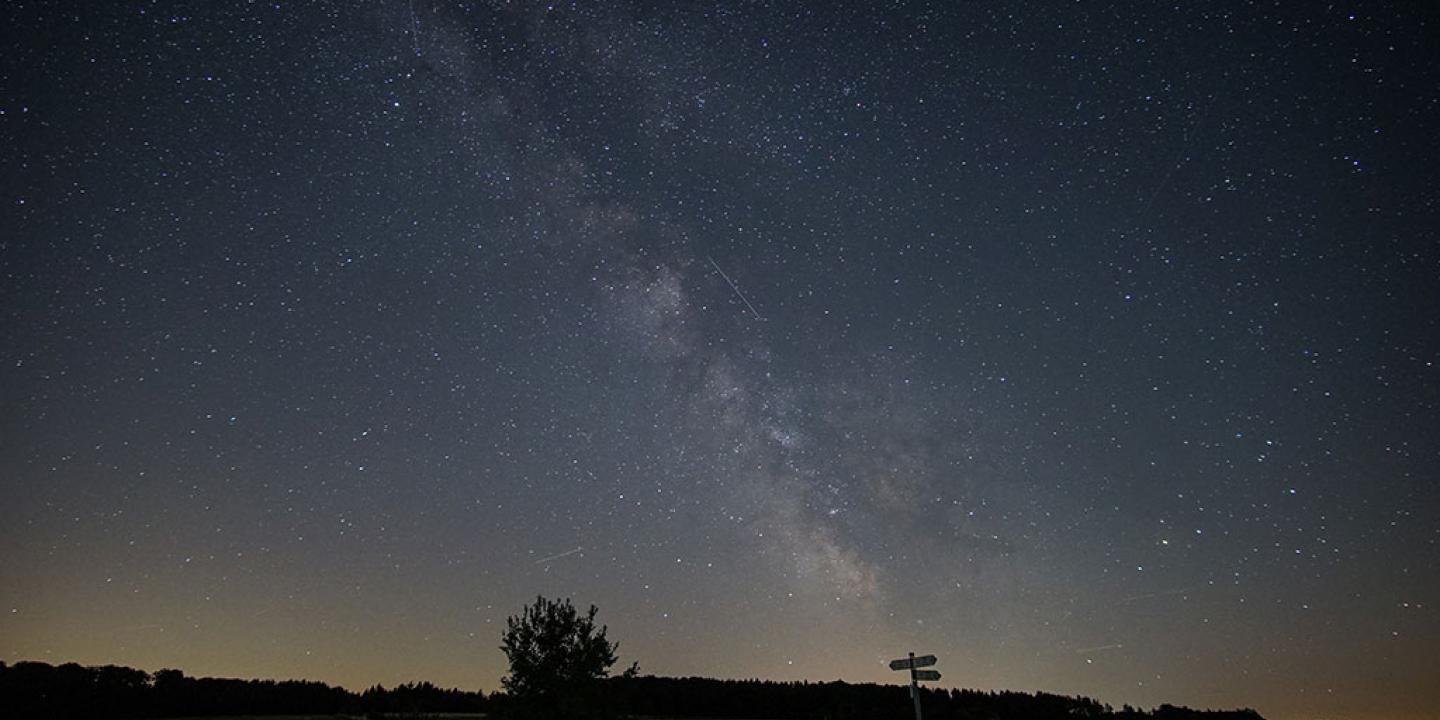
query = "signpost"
(889, 652, 940, 720)
(888, 654, 936, 671)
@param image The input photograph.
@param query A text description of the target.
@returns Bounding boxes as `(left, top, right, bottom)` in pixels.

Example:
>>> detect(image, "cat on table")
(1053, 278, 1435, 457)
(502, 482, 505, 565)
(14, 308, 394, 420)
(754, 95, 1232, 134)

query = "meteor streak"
(707, 255, 764, 321)
(534, 546, 584, 564)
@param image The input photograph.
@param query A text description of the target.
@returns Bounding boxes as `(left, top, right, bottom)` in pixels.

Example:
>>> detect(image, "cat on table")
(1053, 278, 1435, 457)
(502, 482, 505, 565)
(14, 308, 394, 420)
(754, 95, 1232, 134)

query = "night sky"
(3, 3, 1438, 720)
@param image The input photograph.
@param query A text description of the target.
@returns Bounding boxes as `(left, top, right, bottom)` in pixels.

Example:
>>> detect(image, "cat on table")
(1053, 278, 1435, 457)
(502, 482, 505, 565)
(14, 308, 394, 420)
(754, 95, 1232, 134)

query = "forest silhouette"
(0, 659, 1265, 720)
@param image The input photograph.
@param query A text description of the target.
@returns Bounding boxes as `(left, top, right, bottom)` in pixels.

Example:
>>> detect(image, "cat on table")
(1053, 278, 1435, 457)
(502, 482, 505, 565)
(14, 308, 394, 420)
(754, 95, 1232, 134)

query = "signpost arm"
(909, 652, 923, 720)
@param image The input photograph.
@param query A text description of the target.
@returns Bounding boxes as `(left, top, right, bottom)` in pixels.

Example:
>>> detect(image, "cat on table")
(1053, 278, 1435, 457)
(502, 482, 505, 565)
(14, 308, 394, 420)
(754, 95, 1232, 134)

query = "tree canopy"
(499, 595, 623, 716)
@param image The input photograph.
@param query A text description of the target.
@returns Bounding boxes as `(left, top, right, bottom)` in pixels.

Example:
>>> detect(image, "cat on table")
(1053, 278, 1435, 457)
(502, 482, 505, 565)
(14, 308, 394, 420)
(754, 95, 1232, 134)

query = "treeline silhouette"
(0, 660, 485, 718)
(597, 675, 1264, 720)
(0, 659, 1264, 720)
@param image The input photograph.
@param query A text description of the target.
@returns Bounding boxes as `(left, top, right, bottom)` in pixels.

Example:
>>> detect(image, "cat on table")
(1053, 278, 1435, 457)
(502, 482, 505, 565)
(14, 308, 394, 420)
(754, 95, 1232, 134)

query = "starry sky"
(2, 3, 1438, 720)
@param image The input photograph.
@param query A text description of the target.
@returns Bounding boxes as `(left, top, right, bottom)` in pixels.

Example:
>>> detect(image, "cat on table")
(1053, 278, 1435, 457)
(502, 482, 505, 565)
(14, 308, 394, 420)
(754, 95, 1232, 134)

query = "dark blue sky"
(3, 3, 1437, 719)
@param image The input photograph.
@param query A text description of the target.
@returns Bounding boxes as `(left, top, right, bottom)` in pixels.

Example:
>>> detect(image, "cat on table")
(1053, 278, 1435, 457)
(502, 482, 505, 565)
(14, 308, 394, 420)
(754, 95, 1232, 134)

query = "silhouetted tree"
(499, 595, 625, 719)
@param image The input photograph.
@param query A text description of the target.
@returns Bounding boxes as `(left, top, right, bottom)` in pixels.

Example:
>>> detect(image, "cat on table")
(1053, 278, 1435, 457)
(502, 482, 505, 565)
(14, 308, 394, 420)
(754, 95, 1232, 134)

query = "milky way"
(2, 4, 1437, 720)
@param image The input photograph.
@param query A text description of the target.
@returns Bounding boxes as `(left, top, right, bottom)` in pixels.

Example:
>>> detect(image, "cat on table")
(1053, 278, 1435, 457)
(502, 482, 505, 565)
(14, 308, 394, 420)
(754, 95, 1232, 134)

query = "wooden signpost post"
(889, 652, 940, 720)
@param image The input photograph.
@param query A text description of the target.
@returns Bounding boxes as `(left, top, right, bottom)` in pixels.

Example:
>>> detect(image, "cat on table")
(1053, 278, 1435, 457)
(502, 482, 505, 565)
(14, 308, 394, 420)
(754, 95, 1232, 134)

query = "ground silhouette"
(0, 659, 1265, 720)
